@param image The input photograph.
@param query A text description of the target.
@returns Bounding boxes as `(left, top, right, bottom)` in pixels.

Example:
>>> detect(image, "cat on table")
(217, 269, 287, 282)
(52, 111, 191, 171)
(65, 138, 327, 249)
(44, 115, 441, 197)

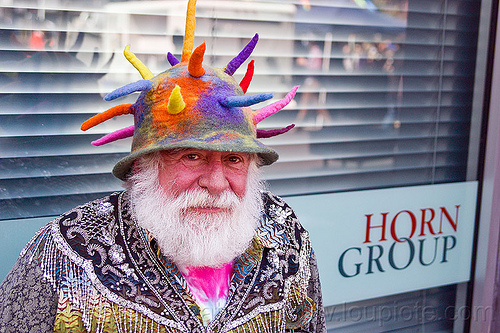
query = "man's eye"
(227, 155, 243, 164)
(185, 153, 200, 160)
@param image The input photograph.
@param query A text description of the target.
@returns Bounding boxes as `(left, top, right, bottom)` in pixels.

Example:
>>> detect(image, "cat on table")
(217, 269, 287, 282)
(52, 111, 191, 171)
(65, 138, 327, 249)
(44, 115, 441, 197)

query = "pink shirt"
(179, 262, 233, 326)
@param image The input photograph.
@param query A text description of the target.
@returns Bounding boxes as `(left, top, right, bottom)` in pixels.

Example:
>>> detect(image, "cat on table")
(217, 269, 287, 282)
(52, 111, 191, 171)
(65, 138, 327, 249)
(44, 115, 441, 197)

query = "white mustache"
(177, 189, 241, 210)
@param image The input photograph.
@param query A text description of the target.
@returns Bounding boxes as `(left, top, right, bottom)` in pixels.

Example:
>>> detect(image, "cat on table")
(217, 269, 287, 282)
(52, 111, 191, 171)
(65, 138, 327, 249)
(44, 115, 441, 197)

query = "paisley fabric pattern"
(0, 191, 325, 333)
(0, 254, 57, 333)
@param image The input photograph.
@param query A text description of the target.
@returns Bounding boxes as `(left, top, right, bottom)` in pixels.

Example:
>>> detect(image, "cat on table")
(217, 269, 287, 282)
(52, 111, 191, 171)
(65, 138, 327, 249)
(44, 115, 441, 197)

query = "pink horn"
(253, 86, 299, 124)
(91, 126, 134, 146)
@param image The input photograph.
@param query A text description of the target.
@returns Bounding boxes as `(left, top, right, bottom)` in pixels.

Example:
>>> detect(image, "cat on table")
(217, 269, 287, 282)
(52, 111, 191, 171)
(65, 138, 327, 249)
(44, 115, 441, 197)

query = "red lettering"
(439, 205, 460, 233)
(363, 213, 388, 243)
(419, 208, 436, 236)
(391, 210, 417, 242)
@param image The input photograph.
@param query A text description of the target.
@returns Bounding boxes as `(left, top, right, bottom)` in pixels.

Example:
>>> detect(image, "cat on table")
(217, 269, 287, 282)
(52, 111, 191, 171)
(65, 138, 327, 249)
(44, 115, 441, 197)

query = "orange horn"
(188, 42, 206, 77)
(181, 0, 197, 62)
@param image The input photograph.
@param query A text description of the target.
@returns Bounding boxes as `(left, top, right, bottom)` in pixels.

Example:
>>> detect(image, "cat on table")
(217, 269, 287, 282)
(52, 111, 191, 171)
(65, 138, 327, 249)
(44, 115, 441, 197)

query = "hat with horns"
(81, 0, 297, 180)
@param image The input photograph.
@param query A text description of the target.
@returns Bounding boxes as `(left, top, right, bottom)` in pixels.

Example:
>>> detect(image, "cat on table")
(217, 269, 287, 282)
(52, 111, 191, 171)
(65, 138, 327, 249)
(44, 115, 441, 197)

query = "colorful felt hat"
(81, 0, 297, 180)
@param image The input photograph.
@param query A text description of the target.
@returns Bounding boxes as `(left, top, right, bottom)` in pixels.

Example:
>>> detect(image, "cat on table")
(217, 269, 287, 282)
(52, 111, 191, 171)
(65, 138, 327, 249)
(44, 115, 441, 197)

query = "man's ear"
(128, 155, 149, 180)
(254, 154, 265, 168)
(130, 160, 140, 175)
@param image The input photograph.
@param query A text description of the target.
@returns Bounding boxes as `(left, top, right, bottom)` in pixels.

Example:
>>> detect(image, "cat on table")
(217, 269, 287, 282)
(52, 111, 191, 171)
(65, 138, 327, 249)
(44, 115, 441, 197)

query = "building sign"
(286, 181, 478, 306)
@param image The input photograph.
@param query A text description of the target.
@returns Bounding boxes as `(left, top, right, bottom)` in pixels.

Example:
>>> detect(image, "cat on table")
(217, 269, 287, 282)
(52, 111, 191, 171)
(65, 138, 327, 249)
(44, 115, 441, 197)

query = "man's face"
(129, 148, 262, 267)
(157, 148, 251, 202)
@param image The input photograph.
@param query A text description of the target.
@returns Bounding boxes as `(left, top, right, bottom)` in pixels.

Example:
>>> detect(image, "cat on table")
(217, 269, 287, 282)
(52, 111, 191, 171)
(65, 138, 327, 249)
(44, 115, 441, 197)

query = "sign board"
(286, 181, 478, 306)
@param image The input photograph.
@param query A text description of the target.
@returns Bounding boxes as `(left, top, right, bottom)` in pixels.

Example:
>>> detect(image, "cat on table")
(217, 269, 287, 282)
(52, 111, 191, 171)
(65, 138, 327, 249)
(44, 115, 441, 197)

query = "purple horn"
(224, 33, 259, 76)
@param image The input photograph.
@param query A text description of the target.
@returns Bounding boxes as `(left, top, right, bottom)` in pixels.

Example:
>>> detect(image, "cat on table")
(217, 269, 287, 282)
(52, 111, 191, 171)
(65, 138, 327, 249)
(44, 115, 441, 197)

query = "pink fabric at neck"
(180, 262, 233, 323)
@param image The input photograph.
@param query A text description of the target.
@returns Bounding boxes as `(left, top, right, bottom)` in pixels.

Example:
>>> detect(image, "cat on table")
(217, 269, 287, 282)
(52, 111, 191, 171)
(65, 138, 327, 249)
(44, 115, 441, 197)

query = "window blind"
(0, 0, 480, 222)
(0, 0, 482, 331)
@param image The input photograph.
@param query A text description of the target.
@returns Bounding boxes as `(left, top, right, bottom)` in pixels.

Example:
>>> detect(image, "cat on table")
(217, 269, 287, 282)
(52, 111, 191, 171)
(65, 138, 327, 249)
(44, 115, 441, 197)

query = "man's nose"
(198, 160, 230, 195)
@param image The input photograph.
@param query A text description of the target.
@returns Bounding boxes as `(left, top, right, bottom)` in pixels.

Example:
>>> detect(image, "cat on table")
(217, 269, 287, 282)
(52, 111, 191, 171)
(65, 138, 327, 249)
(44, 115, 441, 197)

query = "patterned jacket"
(0, 191, 325, 332)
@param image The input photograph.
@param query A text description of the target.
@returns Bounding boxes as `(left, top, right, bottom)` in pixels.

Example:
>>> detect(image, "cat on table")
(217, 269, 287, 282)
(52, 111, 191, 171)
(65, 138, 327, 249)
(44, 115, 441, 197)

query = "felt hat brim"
(113, 136, 278, 180)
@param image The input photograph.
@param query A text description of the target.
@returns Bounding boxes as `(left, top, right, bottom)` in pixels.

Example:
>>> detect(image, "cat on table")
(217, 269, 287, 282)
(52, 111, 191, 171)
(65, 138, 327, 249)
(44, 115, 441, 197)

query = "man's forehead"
(162, 148, 253, 157)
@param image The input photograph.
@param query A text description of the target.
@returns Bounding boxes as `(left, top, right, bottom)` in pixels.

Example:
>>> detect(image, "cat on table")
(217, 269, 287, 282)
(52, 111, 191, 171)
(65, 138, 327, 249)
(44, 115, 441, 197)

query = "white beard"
(127, 154, 264, 267)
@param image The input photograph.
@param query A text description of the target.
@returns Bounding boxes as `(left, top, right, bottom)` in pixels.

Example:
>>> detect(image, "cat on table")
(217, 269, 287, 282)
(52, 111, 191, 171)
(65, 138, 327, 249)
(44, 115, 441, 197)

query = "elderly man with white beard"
(0, 1, 325, 332)
(129, 150, 264, 270)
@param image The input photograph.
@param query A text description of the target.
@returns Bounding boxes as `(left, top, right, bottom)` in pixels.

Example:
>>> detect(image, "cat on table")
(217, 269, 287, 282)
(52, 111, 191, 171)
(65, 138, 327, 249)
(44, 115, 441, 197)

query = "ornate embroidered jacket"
(0, 191, 325, 332)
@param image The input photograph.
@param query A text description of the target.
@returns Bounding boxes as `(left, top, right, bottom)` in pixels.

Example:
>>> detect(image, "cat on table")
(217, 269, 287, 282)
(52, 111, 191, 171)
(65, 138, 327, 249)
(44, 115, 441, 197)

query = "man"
(0, 0, 325, 332)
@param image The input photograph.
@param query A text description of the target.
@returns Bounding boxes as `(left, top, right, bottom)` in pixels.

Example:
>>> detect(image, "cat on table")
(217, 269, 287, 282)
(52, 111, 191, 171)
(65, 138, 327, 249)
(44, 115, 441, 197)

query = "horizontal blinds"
(0, 0, 480, 219)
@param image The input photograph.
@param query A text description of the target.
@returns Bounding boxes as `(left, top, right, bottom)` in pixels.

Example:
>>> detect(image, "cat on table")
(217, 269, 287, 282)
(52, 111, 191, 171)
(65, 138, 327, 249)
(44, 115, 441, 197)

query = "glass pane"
(0, 0, 480, 218)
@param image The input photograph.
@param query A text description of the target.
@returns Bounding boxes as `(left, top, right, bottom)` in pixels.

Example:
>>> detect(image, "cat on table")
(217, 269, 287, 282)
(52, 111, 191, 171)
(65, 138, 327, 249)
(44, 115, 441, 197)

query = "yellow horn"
(181, 0, 197, 62)
(124, 45, 154, 80)
(167, 85, 186, 114)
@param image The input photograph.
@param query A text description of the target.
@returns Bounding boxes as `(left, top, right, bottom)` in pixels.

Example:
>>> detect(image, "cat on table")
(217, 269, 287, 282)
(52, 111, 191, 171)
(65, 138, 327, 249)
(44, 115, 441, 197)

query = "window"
(0, 0, 481, 330)
(1, 0, 479, 219)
